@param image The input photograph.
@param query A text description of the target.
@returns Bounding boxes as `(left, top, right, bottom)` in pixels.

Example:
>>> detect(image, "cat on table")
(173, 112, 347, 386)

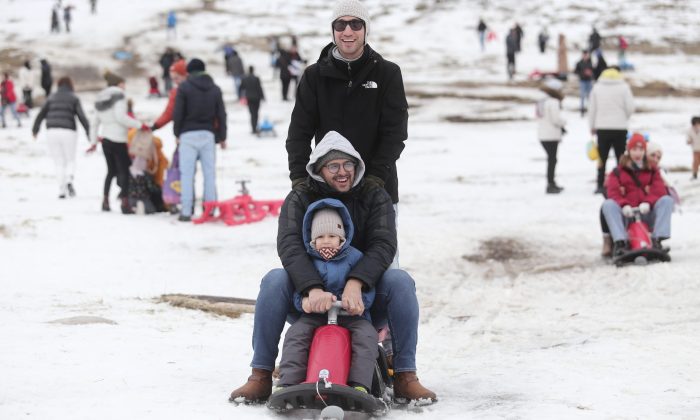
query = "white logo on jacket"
(362, 81, 378, 89)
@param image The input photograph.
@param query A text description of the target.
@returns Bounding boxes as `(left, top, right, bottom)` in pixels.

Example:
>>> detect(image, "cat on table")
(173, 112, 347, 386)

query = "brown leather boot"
(228, 368, 273, 403)
(393, 371, 437, 404)
(601, 234, 613, 258)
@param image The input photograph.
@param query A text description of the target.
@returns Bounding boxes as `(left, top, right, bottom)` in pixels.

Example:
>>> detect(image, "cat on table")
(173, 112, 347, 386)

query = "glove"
(140, 123, 151, 131)
(291, 178, 309, 192)
(622, 205, 634, 218)
(149, 124, 158, 132)
(363, 175, 385, 190)
(639, 202, 651, 214)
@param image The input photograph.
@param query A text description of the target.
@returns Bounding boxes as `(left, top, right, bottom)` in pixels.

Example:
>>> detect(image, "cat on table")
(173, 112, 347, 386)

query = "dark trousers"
(101, 139, 131, 199)
(280, 76, 291, 100)
(540, 140, 559, 185)
(596, 129, 627, 188)
(247, 98, 260, 133)
(506, 53, 516, 79)
(22, 89, 33, 108)
(278, 314, 378, 391)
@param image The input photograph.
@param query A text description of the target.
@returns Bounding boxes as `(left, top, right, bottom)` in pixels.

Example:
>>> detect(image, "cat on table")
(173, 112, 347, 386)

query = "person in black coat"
(172, 58, 227, 221)
(239, 65, 265, 134)
(31, 76, 90, 198)
(40, 59, 53, 97)
(275, 47, 293, 101)
(159, 48, 177, 92)
(285, 4, 408, 206)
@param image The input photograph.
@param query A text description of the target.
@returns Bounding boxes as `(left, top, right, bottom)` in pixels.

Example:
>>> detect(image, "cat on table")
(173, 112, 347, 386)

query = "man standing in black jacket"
(172, 58, 227, 222)
(286, 0, 408, 209)
(239, 65, 265, 134)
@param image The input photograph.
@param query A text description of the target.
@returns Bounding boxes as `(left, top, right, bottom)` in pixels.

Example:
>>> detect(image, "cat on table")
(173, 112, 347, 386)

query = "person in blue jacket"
(277, 198, 378, 393)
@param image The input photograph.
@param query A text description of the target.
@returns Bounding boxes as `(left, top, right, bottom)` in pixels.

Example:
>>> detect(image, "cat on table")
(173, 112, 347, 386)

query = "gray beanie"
(311, 208, 346, 242)
(313, 150, 358, 174)
(332, 0, 370, 39)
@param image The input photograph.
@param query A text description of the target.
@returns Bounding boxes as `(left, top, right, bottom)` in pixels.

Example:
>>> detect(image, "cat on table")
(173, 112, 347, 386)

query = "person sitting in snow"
(229, 130, 437, 405)
(600, 133, 673, 257)
(277, 199, 377, 394)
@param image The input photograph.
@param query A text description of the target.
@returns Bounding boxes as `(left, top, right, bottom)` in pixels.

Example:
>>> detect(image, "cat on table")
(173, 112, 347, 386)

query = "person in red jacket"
(150, 59, 187, 131)
(1, 73, 22, 128)
(601, 133, 673, 256)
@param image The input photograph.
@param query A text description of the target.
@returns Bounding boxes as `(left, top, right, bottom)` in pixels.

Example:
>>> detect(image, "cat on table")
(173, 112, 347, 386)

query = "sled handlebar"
(328, 301, 349, 325)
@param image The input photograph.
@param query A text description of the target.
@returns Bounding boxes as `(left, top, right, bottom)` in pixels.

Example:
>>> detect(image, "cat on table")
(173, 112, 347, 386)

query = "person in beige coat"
(588, 67, 634, 194)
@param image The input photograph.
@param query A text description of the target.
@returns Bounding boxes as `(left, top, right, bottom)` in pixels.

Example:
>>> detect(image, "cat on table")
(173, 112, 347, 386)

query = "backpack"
(129, 129, 155, 160)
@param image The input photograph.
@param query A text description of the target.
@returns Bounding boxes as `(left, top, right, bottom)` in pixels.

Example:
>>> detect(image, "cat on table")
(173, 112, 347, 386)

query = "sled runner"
(267, 302, 391, 418)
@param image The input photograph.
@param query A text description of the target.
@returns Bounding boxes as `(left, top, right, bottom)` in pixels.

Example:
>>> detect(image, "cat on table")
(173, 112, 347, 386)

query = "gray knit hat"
(332, 0, 370, 39)
(311, 208, 346, 242)
(313, 150, 358, 174)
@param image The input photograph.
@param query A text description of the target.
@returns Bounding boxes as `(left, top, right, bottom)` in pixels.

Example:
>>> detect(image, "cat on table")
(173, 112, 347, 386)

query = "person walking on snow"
(171, 58, 227, 222)
(229, 131, 437, 405)
(1, 73, 22, 128)
(574, 50, 594, 116)
(88, 71, 146, 213)
(226, 50, 245, 100)
(18, 61, 37, 109)
(588, 66, 634, 194)
(50, 5, 60, 33)
(239, 65, 265, 134)
(63, 5, 73, 33)
(506, 28, 517, 80)
(32, 77, 90, 199)
(166, 10, 177, 40)
(277, 199, 377, 394)
(477, 18, 487, 52)
(536, 78, 566, 194)
(40, 59, 53, 98)
(150, 59, 188, 131)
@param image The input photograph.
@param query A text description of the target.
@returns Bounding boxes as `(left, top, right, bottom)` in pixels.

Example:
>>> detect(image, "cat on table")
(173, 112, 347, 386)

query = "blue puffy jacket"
(293, 198, 375, 319)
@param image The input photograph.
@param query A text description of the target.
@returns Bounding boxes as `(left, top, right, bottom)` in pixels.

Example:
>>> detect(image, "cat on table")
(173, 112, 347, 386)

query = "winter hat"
(311, 208, 346, 242)
(646, 141, 662, 156)
(104, 70, 125, 87)
(170, 59, 187, 76)
(313, 150, 358, 174)
(627, 132, 647, 151)
(332, 0, 370, 39)
(542, 77, 563, 91)
(186, 58, 206, 73)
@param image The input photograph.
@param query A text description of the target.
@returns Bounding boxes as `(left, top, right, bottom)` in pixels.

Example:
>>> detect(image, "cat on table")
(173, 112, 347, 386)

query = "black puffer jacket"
(277, 178, 396, 295)
(32, 86, 89, 135)
(173, 73, 227, 142)
(239, 74, 265, 101)
(286, 43, 408, 203)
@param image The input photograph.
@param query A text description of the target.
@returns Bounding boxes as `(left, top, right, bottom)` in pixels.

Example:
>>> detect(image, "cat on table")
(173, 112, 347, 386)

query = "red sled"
(192, 180, 283, 226)
(613, 207, 671, 266)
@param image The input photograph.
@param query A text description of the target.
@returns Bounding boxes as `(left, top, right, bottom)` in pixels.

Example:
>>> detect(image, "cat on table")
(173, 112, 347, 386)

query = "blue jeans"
(179, 130, 217, 217)
(250, 268, 419, 372)
(601, 196, 673, 242)
(579, 80, 593, 112)
(1, 102, 21, 127)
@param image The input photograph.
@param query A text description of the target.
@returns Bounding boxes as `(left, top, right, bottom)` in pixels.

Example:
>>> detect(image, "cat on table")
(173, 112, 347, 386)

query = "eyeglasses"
(324, 161, 356, 174)
(332, 19, 364, 32)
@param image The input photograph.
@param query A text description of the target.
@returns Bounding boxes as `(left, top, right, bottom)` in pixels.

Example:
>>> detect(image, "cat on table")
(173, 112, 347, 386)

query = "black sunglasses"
(332, 19, 364, 32)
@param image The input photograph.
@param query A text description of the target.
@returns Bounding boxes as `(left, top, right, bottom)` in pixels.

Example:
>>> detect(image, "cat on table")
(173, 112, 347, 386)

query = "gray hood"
(306, 131, 366, 188)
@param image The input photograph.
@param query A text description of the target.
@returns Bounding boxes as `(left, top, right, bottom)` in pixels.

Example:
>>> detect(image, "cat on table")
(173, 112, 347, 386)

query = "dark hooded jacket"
(172, 72, 227, 142)
(286, 43, 408, 203)
(32, 85, 89, 135)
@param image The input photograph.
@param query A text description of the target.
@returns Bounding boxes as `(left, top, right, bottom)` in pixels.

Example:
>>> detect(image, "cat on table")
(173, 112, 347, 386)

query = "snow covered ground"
(1, 0, 700, 419)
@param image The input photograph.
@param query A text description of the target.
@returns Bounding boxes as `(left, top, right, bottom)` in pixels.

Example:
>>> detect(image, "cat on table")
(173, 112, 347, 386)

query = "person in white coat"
(536, 78, 566, 193)
(18, 61, 36, 109)
(87, 71, 145, 213)
(588, 66, 635, 194)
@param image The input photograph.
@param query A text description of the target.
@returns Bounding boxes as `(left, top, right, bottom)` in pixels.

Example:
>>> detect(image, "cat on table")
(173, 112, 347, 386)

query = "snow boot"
(229, 368, 273, 403)
(601, 234, 613, 258)
(101, 196, 110, 212)
(393, 371, 437, 404)
(120, 197, 134, 214)
(546, 183, 563, 194)
(613, 240, 629, 258)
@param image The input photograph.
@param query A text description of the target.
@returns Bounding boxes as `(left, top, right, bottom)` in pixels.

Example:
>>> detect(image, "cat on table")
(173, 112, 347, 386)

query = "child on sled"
(277, 199, 378, 393)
